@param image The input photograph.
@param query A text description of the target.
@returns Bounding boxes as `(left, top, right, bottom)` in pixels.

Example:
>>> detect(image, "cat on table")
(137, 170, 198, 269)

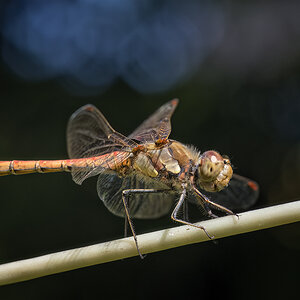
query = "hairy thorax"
(130, 140, 233, 194)
(132, 141, 200, 187)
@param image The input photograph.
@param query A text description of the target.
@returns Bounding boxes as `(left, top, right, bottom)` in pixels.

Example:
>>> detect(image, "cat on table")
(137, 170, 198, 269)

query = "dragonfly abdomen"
(0, 160, 72, 176)
(0, 152, 132, 177)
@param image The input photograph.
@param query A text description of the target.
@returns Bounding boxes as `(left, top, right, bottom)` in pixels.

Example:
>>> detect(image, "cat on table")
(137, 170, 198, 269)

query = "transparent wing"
(71, 151, 132, 185)
(67, 104, 136, 158)
(67, 104, 136, 184)
(128, 99, 179, 142)
(97, 170, 175, 219)
(197, 174, 259, 211)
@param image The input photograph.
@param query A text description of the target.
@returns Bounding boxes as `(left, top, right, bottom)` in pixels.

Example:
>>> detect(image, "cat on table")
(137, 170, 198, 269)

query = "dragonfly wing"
(97, 170, 175, 219)
(67, 105, 136, 184)
(67, 104, 136, 158)
(71, 151, 132, 185)
(128, 99, 179, 142)
(199, 174, 259, 211)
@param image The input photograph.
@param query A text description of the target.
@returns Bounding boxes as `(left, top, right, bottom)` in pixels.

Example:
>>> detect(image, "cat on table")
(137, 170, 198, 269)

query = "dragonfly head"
(196, 150, 233, 192)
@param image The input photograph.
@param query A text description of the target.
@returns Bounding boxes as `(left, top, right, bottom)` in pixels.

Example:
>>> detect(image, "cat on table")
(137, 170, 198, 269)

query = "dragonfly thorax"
(196, 150, 233, 192)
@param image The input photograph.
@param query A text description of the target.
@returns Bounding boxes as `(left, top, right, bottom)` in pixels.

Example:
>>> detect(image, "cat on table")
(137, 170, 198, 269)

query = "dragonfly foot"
(202, 227, 214, 239)
(139, 253, 147, 260)
(234, 213, 240, 220)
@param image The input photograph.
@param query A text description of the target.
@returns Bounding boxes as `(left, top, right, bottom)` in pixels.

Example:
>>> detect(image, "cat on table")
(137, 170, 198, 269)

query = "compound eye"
(202, 150, 223, 162)
(199, 151, 224, 181)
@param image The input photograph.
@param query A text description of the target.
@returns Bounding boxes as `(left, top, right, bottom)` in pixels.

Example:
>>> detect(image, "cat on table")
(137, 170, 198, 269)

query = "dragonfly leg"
(202, 203, 218, 219)
(193, 187, 234, 215)
(122, 188, 167, 259)
(124, 217, 128, 238)
(182, 200, 189, 222)
(206, 208, 218, 219)
(171, 189, 214, 239)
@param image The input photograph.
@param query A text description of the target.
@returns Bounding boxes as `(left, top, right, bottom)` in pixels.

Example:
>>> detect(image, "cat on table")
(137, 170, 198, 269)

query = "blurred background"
(0, 0, 300, 298)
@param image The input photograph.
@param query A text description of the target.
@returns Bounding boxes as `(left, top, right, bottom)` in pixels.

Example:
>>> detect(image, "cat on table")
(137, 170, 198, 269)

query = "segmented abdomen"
(0, 151, 131, 176)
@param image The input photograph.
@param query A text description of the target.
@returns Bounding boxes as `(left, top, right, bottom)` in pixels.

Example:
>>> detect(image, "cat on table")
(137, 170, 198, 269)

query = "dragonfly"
(0, 99, 259, 258)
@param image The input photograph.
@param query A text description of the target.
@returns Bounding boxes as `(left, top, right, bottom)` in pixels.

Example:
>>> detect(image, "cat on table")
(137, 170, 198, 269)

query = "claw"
(202, 227, 214, 239)
(234, 213, 240, 220)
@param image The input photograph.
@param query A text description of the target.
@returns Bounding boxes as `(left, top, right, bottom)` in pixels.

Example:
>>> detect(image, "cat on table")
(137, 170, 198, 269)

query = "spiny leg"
(122, 188, 167, 259)
(193, 187, 235, 215)
(124, 216, 128, 238)
(183, 199, 189, 222)
(204, 203, 219, 219)
(171, 189, 214, 239)
(203, 203, 219, 245)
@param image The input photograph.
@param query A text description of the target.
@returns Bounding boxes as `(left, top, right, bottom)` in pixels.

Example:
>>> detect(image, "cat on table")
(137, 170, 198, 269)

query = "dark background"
(1, 1, 300, 299)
